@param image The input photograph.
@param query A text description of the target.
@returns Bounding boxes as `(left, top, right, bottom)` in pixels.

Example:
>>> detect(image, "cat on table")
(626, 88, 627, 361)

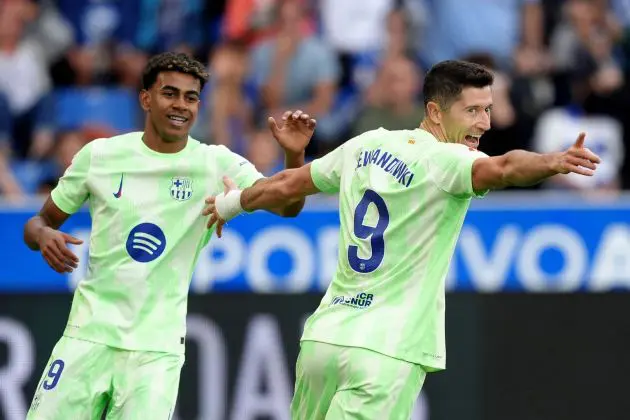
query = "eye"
(467, 108, 477, 115)
(163, 91, 175, 98)
(186, 95, 199, 103)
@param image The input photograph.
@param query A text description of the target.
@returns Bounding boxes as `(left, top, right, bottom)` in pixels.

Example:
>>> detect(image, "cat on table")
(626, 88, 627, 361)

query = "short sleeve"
(217, 145, 265, 189)
(310, 143, 346, 193)
(51, 141, 93, 214)
(427, 143, 489, 199)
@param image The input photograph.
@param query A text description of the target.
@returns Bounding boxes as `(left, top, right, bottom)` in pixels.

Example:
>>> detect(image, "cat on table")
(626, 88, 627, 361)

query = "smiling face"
(439, 86, 493, 149)
(421, 60, 495, 149)
(140, 71, 201, 143)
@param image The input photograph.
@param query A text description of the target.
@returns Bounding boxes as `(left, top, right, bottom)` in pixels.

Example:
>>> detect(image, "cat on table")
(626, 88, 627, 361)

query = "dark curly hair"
(141, 52, 209, 91)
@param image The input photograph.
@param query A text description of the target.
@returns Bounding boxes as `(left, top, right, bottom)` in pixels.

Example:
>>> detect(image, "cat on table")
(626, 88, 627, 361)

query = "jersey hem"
(63, 329, 185, 355)
(299, 337, 445, 372)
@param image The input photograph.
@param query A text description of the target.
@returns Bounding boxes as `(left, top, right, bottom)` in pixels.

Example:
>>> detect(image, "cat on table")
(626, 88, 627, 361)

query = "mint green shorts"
(291, 341, 427, 420)
(27, 335, 184, 420)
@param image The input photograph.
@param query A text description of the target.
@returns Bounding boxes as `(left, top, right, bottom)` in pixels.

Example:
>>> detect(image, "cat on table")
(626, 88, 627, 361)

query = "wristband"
(215, 190, 244, 221)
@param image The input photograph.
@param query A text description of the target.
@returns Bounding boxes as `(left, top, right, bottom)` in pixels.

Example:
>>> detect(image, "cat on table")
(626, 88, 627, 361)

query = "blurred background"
(1, 0, 630, 419)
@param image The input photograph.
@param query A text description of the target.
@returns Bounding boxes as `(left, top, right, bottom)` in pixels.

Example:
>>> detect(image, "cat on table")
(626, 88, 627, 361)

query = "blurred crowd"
(1, 0, 630, 200)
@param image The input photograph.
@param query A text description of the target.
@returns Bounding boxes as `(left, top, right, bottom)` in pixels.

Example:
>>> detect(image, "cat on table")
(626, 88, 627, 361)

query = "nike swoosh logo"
(113, 174, 124, 198)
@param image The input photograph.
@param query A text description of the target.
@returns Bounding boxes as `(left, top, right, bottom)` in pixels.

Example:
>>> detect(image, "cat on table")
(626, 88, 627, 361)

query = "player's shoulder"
(106, 131, 144, 144)
(200, 143, 251, 165)
(201, 143, 236, 157)
(432, 141, 489, 161)
(88, 131, 143, 153)
(352, 127, 426, 153)
(359, 127, 428, 144)
(361, 127, 405, 140)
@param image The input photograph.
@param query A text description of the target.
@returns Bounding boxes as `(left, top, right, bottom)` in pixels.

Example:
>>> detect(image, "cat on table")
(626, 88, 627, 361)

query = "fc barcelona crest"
(170, 177, 193, 201)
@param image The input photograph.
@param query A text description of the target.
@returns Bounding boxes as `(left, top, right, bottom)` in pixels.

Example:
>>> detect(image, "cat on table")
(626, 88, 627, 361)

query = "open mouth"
(465, 135, 480, 149)
(167, 115, 188, 127)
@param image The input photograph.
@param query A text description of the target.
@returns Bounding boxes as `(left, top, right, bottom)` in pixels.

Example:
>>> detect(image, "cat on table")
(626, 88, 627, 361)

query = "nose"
(172, 95, 187, 111)
(477, 110, 491, 131)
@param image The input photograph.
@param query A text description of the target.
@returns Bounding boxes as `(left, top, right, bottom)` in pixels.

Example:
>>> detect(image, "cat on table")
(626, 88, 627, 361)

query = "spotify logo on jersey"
(126, 223, 167, 263)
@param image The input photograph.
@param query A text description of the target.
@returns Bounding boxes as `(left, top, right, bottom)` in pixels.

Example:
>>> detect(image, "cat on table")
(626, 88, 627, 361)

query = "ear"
(426, 101, 442, 125)
(139, 90, 151, 112)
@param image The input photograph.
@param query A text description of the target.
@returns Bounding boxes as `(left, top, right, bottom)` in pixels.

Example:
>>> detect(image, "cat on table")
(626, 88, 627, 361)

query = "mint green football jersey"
(51, 132, 263, 354)
(303, 128, 488, 371)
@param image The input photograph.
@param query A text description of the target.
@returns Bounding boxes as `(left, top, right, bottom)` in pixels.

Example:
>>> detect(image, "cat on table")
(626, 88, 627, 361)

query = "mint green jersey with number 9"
(303, 127, 488, 371)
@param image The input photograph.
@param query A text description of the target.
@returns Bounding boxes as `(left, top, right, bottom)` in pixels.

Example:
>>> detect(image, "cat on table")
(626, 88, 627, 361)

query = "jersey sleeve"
(427, 143, 489, 199)
(217, 145, 265, 189)
(50, 141, 93, 214)
(310, 143, 346, 193)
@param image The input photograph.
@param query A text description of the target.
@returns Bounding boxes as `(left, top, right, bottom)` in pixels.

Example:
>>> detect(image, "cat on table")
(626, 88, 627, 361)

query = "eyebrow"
(159, 85, 200, 96)
(466, 104, 493, 109)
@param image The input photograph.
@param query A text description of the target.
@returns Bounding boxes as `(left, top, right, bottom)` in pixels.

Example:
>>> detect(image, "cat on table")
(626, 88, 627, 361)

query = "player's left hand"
(553, 132, 601, 176)
(268, 110, 317, 155)
(202, 176, 237, 238)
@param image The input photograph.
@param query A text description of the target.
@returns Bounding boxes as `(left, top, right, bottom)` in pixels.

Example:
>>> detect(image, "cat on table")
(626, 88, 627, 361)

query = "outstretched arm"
(203, 165, 320, 237)
(242, 164, 319, 211)
(471, 133, 601, 192)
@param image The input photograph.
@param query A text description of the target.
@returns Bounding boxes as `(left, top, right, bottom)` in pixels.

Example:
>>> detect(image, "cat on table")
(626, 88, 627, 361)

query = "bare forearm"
(241, 170, 304, 213)
(24, 215, 49, 250)
(279, 152, 306, 216)
(502, 150, 558, 187)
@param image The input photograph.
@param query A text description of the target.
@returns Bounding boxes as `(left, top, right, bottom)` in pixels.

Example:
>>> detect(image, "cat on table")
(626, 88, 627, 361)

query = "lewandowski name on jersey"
(356, 148, 415, 188)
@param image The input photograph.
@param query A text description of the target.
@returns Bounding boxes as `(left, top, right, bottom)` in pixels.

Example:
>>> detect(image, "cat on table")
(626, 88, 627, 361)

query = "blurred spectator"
(54, 0, 137, 86)
(421, 0, 548, 74)
(57, 0, 206, 88)
(352, 56, 424, 136)
(0, 153, 23, 199)
(352, 7, 423, 93)
(320, 0, 395, 55)
(0, 91, 23, 199)
(533, 106, 624, 192)
(223, 0, 315, 46)
(36, 128, 91, 195)
(115, 0, 208, 88)
(246, 128, 283, 176)
(192, 41, 254, 154)
(0, 0, 69, 159)
(549, 0, 625, 100)
(249, 0, 340, 128)
(533, 50, 625, 194)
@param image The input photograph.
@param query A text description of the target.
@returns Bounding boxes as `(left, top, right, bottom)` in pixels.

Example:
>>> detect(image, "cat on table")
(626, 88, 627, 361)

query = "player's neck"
(142, 124, 188, 154)
(419, 119, 448, 143)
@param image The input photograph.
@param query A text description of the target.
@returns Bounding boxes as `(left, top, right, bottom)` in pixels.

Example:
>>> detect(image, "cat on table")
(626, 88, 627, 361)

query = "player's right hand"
(38, 227, 83, 273)
(553, 132, 602, 176)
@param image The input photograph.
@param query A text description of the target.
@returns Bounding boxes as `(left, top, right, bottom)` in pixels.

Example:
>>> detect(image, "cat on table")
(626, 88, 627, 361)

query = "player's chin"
(162, 122, 191, 139)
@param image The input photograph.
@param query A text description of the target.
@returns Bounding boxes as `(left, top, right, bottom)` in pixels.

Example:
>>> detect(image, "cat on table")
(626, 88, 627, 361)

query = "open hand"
(39, 227, 83, 273)
(554, 132, 601, 176)
(268, 110, 317, 155)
